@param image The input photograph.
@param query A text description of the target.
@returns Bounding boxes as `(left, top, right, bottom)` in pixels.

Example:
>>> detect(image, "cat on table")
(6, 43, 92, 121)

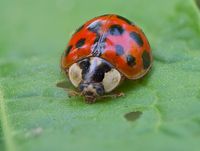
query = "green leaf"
(1, 0, 200, 151)
(0, 122, 6, 151)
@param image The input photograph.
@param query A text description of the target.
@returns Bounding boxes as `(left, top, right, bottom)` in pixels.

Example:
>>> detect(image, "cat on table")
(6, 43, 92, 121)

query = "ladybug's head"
(68, 57, 122, 103)
(78, 82, 105, 102)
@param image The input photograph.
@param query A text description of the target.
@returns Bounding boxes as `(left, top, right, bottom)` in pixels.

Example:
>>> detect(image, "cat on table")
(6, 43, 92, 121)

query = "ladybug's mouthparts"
(82, 91, 97, 103)
(85, 95, 96, 103)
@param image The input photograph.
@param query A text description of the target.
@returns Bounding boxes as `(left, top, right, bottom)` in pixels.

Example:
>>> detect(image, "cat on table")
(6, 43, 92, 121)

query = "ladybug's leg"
(56, 81, 82, 97)
(100, 92, 125, 99)
(64, 88, 81, 97)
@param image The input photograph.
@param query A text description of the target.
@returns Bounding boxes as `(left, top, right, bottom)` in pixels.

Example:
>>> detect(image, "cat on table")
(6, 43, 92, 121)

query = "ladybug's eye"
(102, 68, 121, 92)
(68, 63, 82, 87)
(96, 86, 104, 95)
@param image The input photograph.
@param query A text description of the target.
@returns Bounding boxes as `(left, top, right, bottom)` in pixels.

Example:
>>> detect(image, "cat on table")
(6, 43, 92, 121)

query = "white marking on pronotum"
(68, 63, 82, 87)
(102, 68, 121, 92)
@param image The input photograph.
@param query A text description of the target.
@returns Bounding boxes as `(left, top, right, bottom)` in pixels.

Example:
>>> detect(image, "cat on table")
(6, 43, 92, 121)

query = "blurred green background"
(0, 0, 200, 151)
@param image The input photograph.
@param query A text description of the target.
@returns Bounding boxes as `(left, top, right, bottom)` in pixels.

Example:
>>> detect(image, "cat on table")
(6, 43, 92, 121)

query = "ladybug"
(61, 14, 152, 103)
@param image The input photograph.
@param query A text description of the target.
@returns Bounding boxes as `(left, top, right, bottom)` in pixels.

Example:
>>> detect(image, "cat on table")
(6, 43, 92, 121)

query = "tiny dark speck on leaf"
(124, 111, 142, 121)
(196, 0, 200, 9)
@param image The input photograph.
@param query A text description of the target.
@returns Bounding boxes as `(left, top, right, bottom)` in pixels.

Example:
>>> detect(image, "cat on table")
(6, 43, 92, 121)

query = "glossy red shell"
(61, 14, 152, 79)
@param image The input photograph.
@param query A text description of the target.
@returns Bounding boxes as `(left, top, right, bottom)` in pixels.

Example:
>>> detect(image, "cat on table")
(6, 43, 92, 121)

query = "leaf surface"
(1, 0, 200, 151)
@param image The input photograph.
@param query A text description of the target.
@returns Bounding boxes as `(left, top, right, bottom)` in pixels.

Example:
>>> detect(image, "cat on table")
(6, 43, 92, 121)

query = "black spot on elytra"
(124, 111, 142, 121)
(88, 21, 102, 33)
(115, 45, 124, 56)
(126, 55, 136, 67)
(116, 15, 134, 25)
(79, 58, 90, 78)
(129, 32, 143, 47)
(76, 38, 86, 48)
(65, 45, 72, 56)
(142, 51, 151, 69)
(109, 24, 124, 36)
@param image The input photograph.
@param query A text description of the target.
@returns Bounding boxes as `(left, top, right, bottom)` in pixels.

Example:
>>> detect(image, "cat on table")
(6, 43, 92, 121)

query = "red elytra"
(61, 14, 152, 79)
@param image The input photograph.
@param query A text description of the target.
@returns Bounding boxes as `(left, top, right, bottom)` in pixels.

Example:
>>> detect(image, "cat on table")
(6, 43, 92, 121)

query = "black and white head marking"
(68, 57, 122, 97)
